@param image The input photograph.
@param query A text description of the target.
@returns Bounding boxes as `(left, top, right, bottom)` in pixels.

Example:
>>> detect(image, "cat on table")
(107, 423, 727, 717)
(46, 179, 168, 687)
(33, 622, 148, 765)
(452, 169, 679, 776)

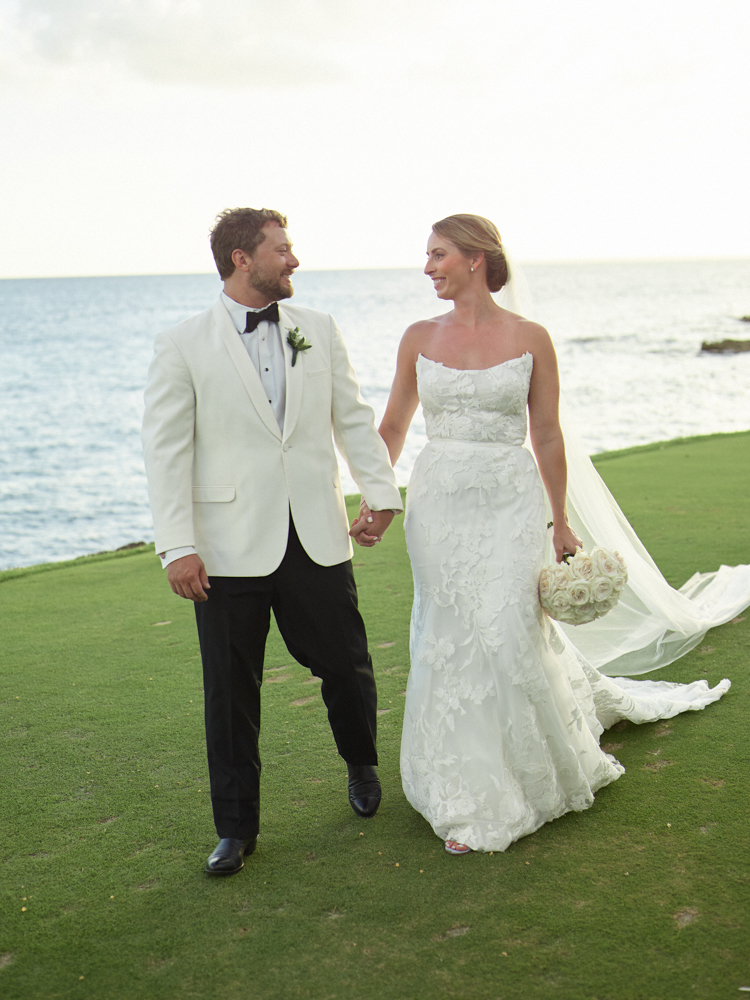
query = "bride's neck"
(449, 287, 500, 326)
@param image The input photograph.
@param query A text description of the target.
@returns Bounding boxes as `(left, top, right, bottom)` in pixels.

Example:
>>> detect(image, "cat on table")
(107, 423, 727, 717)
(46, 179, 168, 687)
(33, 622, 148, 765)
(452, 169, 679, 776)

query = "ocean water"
(1, 260, 748, 570)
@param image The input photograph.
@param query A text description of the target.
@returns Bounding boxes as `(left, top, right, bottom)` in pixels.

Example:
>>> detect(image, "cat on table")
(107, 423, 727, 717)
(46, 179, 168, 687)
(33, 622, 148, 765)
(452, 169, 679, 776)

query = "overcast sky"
(1, 0, 748, 277)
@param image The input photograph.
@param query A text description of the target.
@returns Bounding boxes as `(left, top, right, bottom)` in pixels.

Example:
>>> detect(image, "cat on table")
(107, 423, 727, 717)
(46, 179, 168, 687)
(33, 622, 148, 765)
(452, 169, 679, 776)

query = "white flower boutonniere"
(286, 327, 312, 367)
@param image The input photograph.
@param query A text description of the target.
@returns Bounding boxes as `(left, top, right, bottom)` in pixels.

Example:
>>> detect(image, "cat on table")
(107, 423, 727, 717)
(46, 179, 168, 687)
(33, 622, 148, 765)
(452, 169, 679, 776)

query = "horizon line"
(2, 254, 749, 282)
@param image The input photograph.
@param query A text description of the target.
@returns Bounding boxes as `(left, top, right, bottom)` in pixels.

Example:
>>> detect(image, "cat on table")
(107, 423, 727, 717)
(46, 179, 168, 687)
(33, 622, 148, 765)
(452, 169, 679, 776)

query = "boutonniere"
(286, 327, 312, 367)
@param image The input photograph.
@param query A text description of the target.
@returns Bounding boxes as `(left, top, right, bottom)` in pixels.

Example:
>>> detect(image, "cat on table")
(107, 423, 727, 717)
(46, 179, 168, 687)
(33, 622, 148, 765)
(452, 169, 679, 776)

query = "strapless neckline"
(417, 351, 532, 374)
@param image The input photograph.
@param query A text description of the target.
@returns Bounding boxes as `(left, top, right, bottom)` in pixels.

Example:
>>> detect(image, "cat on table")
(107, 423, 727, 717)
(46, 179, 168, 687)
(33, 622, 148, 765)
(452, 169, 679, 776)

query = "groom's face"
(247, 222, 299, 302)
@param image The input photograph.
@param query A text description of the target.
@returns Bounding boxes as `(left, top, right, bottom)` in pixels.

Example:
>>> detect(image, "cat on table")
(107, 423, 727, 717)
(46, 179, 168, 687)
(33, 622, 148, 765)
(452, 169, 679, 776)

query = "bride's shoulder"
(399, 315, 443, 348)
(497, 307, 546, 333)
(405, 313, 446, 333)
(499, 310, 553, 349)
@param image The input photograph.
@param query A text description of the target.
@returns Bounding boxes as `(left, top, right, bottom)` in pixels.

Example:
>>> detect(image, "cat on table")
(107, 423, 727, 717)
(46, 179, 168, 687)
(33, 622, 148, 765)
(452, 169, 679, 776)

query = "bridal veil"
(498, 252, 750, 677)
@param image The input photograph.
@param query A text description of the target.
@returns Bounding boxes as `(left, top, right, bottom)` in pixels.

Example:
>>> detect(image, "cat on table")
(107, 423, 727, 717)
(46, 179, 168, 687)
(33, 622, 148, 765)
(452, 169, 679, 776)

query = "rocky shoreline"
(701, 338, 750, 353)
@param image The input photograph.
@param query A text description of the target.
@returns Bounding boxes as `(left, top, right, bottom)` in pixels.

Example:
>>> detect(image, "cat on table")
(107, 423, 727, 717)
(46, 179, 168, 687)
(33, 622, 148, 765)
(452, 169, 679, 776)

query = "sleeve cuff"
(159, 545, 197, 569)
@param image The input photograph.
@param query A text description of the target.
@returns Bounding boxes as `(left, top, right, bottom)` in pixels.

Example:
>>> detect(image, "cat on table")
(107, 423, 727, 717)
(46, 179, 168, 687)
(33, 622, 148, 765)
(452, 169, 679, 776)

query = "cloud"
(3, 0, 366, 88)
(9, 0, 744, 101)
(0, 0, 507, 91)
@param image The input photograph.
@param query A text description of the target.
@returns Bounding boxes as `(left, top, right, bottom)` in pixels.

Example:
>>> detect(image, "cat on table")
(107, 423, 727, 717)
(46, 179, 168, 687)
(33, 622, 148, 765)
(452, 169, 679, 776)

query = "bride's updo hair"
(432, 214, 508, 293)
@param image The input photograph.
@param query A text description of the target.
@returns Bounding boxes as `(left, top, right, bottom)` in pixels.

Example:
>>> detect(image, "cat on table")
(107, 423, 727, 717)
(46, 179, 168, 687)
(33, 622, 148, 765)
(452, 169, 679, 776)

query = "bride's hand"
(350, 498, 378, 546)
(350, 499, 394, 546)
(553, 523, 583, 564)
(350, 497, 372, 529)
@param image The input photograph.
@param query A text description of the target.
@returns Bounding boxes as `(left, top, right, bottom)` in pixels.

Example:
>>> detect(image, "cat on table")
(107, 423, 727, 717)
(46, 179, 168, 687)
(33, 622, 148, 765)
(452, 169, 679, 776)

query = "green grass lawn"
(1, 432, 749, 1000)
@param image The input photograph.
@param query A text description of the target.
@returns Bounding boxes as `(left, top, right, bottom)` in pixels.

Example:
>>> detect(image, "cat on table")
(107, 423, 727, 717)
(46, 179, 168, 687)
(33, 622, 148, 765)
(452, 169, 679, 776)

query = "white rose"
(565, 605, 596, 626)
(595, 550, 620, 577)
(573, 556, 596, 581)
(568, 581, 592, 606)
(552, 605, 572, 623)
(539, 569, 554, 601)
(611, 573, 627, 593)
(592, 578, 614, 602)
(549, 588, 572, 613)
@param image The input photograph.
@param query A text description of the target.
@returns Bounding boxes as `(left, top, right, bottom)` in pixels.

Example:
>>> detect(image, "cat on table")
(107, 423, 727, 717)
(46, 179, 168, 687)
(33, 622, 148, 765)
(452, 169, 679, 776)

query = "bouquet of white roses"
(539, 547, 628, 626)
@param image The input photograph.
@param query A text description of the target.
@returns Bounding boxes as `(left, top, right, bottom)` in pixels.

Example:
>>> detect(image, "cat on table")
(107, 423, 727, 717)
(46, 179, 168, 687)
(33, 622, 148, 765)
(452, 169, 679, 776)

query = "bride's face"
(424, 232, 471, 299)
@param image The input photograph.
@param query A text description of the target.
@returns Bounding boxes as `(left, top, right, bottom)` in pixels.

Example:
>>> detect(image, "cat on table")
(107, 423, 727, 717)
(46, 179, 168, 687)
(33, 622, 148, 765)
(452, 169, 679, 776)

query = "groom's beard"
(249, 269, 294, 302)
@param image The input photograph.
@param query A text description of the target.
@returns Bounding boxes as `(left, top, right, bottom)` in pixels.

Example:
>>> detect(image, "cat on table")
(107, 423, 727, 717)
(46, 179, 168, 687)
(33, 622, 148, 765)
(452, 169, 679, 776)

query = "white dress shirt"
(221, 292, 287, 433)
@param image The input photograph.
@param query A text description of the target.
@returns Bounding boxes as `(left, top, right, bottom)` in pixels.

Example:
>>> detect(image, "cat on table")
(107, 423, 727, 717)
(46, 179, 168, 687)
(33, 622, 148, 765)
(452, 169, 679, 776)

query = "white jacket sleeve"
(329, 317, 402, 512)
(141, 331, 198, 554)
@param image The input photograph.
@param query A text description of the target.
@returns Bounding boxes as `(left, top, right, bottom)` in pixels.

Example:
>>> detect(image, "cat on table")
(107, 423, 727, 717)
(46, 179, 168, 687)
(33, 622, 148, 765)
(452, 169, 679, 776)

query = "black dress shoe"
(347, 764, 381, 818)
(205, 837, 256, 876)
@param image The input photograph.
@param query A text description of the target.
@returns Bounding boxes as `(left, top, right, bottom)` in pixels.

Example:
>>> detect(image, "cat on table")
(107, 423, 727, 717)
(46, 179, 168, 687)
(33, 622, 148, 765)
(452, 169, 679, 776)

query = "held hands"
(349, 499, 394, 547)
(553, 523, 583, 564)
(167, 553, 211, 602)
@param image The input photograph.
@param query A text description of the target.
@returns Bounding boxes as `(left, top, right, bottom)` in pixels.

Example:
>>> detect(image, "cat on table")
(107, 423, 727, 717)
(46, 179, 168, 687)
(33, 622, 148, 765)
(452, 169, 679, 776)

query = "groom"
(142, 207, 402, 875)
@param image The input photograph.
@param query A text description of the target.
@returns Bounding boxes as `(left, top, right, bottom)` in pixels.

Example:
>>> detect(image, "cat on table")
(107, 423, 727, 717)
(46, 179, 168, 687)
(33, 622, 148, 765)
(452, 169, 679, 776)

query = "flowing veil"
(498, 252, 750, 676)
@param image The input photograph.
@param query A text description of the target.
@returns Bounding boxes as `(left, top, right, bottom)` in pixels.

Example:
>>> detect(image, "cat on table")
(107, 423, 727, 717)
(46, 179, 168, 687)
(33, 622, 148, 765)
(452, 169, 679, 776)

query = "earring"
(470, 266, 474, 272)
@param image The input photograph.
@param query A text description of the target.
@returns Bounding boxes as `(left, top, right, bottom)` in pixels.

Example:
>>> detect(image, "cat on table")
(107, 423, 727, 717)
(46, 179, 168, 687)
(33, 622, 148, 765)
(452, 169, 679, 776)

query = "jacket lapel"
(212, 299, 282, 441)
(279, 304, 303, 442)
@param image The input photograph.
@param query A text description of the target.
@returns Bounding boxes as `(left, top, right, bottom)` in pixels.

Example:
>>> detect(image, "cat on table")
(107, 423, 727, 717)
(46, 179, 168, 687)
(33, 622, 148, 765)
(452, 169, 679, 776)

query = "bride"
(360, 213, 741, 855)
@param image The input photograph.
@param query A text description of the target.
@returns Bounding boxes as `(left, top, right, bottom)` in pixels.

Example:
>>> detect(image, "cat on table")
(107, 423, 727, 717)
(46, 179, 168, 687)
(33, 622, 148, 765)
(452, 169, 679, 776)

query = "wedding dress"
(400, 352, 732, 852)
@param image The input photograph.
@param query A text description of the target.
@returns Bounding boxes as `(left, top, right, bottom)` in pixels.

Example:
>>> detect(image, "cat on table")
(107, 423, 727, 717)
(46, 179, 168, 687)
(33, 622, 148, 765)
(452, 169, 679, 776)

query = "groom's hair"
(210, 207, 288, 279)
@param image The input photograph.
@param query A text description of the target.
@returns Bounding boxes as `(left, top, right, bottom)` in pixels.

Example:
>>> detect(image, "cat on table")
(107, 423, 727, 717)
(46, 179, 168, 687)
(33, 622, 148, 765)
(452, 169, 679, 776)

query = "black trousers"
(194, 517, 378, 839)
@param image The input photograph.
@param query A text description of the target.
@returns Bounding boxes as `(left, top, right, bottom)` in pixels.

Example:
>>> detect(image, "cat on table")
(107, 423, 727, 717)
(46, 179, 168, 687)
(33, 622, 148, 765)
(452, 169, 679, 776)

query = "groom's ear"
(231, 248, 253, 274)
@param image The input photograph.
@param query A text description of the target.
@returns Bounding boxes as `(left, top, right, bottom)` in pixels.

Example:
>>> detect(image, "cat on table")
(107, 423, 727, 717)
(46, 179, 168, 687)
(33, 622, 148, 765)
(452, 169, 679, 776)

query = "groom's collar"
(221, 291, 281, 334)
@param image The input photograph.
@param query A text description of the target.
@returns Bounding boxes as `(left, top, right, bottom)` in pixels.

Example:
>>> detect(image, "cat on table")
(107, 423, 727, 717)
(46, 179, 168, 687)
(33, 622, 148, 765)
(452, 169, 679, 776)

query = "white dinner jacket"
(142, 297, 402, 577)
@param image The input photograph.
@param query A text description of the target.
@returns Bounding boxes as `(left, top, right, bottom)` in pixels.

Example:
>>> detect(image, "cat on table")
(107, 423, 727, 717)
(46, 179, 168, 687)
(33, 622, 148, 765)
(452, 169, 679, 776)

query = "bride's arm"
(354, 325, 423, 530)
(377, 323, 424, 466)
(527, 327, 582, 563)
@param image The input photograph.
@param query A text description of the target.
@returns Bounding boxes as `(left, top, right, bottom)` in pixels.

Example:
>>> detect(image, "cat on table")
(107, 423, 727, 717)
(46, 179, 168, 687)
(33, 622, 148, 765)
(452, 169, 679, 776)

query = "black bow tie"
(243, 302, 279, 333)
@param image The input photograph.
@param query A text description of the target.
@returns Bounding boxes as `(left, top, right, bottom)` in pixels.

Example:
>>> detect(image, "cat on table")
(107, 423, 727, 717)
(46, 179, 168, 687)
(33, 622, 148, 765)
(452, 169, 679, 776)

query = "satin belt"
(426, 437, 526, 449)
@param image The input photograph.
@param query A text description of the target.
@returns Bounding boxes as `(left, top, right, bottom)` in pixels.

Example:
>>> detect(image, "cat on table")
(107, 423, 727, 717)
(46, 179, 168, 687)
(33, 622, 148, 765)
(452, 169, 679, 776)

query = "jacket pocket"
(306, 367, 330, 378)
(192, 486, 236, 503)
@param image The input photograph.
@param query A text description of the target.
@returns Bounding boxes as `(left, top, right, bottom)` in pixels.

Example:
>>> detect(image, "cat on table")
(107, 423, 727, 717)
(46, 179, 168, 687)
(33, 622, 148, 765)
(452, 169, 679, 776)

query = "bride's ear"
(470, 252, 484, 272)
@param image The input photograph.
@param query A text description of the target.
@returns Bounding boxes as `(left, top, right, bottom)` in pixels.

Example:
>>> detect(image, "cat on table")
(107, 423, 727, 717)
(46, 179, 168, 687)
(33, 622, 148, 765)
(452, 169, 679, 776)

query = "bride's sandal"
(445, 840, 472, 855)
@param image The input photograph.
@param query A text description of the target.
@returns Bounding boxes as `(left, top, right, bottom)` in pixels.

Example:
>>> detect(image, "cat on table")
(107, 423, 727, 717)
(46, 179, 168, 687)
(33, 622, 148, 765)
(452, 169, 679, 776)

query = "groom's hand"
(167, 553, 211, 601)
(350, 509, 394, 547)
